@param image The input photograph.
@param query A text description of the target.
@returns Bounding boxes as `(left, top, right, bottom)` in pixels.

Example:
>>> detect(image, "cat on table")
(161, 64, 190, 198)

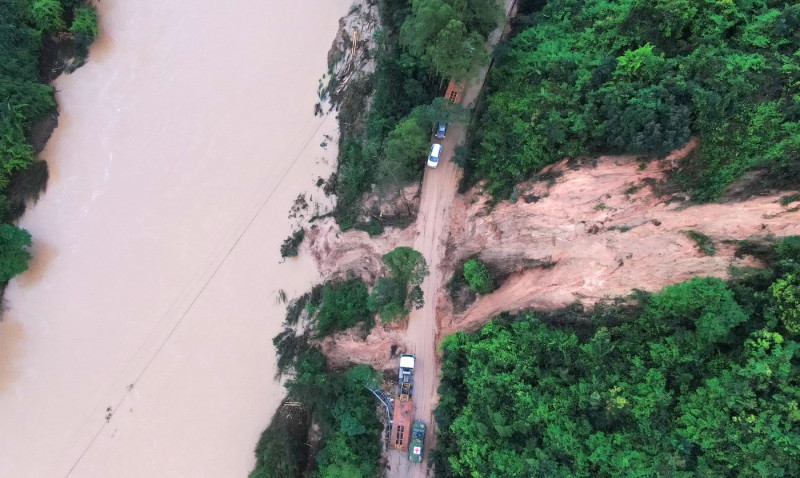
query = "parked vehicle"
(427, 143, 442, 168)
(392, 355, 416, 451)
(408, 420, 427, 463)
(398, 354, 415, 401)
(434, 122, 447, 139)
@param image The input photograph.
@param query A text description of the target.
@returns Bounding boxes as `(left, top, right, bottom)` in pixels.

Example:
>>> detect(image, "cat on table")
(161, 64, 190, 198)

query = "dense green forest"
(434, 236, 800, 477)
(250, 341, 383, 478)
(467, 0, 800, 199)
(333, 0, 501, 230)
(250, 290, 384, 477)
(0, 0, 97, 282)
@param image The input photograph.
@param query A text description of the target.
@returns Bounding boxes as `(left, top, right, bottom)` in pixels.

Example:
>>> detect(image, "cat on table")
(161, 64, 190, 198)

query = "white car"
(427, 143, 442, 168)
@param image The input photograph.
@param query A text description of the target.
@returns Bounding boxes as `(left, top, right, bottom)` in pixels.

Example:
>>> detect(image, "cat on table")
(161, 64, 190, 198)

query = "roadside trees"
(368, 247, 429, 321)
(400, 0, 501, 79)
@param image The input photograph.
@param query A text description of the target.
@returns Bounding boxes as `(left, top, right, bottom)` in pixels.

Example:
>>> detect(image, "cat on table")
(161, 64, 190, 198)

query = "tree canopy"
(368, 246, 429, 321)
(467, 0, 800, 199)
(0, 0, 97, 281)
(434, 237, 800, 477)
(0, 224, 31, 281)
(400, 0, 500, 79)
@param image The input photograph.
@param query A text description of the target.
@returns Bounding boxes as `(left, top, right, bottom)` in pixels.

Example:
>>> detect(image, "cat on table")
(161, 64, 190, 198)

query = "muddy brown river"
(0, 1, 349, 476)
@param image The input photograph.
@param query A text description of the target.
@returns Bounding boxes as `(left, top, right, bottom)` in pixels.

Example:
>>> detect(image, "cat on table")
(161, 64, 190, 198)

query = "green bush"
(30, 0, 65, 32)
(355, 220, 384, 236)
(0, 0, 96, 283)
(279, 229, 305, 258)
(0, 224, 31, 281)
(771, 274, 800, 334)
(685, 230, 716, 256)
(368, 247, 428, 321)
(463, 258, 494, 294)
(70, 6, 98, 47)
(781, 194, 800, 206)
(314, 279, 371, 337)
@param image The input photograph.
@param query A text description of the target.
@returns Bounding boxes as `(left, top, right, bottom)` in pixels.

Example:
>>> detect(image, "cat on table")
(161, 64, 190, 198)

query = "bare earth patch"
(308, 141, 800, 368)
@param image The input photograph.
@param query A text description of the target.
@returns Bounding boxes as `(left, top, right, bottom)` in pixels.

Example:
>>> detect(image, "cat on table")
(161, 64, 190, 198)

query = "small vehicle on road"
(427, 143, 442, 168)
(408, 420, 427, 463)
(434, 122, 447, 139)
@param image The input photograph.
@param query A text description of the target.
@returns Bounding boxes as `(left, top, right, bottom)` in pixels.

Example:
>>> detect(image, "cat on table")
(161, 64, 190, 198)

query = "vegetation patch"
(252, 283, 386, 477)
(254, 330, 382, 478)
(367, 246, 428, 322)
(684, 230, 716, 256)
(447, 259, 477, 313)
(251, 402, 312, 478)
(462, 258, 495, 294)
(781, 194, 800, 206)
(434, 236, 800, 477)
(280, 229, 305, 258)
(312, 278, 372, 337)
(354, 220, 384, 236)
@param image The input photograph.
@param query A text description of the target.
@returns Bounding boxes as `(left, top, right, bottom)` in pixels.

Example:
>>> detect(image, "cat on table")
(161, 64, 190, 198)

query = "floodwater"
(0, 0, 349, 476)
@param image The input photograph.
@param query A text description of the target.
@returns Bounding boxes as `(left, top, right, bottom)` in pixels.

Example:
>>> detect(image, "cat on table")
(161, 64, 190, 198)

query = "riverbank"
(0, 1, 350, 476)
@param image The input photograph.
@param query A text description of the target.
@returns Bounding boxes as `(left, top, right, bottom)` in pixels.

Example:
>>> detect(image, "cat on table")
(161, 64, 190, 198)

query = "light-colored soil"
(440, 146, 799, 337)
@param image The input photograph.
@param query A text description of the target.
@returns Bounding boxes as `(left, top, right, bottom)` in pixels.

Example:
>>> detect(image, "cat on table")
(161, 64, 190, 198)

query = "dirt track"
(384, 2, 516, 475)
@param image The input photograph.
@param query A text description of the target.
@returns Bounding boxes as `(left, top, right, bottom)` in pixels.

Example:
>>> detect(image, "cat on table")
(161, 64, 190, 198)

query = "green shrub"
(0, 224, 31, 281)
(780, 194, 800, 206)
(30, 0, 65, 32)
(279, 229, 305, 258)
(252, 335, 382, 478)
(685, 230, 716, 256)
(776, 236, 800, 263)
(771, 274, 800, 334)
(70, 7, 98, 47)
(355, 220, 384, 236)
(469, 0, 800, 201)
(314, 279, 371, 337)
(463, 258, 494, 294)
(435, 270, 800, 477)
(368, 247, 428, 321)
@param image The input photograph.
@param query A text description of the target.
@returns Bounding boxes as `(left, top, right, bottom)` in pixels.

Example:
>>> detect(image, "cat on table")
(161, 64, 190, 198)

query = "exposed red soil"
(306, 139, 800, 369)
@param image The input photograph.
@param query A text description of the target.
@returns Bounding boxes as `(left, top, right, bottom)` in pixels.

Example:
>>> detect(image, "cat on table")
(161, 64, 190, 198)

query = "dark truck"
(408, 420, 427, 463)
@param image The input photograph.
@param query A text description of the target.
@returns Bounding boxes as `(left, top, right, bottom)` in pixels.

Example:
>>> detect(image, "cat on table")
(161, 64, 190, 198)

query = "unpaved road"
(387, 2, 516, 476)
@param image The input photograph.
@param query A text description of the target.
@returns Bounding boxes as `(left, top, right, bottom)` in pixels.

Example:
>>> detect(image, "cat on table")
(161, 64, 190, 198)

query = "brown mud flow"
(0, 0, 350, 476)
(314, 148, 800, 371)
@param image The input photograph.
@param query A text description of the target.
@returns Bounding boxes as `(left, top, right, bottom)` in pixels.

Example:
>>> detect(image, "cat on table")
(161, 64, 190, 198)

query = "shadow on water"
(0, 319, 24, 393)
(17, 240, 58, 289)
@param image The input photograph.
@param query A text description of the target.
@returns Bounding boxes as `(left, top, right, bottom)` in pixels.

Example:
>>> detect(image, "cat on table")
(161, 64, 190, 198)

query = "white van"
(427, 143, 442, 168)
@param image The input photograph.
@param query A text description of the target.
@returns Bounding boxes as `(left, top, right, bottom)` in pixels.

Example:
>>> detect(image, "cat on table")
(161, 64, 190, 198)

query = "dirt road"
(387, 2, 516, 476)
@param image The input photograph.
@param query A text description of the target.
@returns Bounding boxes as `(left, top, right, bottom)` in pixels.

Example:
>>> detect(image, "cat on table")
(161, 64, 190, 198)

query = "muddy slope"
(308, 142, 800, 369)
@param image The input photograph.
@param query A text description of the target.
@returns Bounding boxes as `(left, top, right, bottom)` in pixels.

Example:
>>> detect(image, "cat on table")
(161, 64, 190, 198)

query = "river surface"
(0, 1, 349, 476)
